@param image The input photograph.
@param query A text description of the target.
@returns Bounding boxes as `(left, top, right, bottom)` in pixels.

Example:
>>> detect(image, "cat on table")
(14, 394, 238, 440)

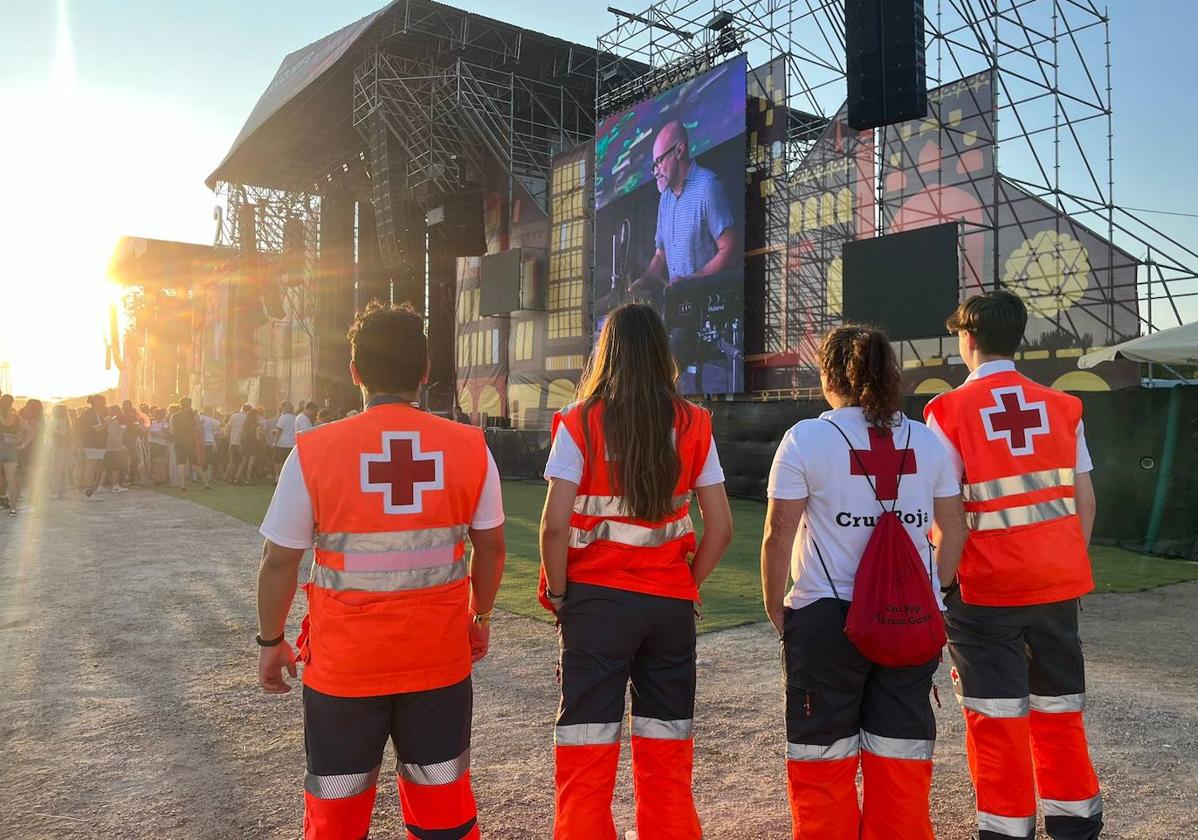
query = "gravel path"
(0, 488, 1194, 839)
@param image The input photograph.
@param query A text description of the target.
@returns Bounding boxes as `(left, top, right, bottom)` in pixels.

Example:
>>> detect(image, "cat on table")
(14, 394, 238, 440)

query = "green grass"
(158, 480, 1198, 632)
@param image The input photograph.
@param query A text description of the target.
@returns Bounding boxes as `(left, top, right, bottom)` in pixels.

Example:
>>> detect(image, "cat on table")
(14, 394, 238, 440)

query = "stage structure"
(596, 0, 1198, 397)
(206, 0, 1198, 425)
(107, 237, 222, 407)
(207, 0, 622, 415)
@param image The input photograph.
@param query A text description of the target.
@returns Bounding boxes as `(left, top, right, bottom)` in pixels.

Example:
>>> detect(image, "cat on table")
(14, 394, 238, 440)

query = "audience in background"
(270, 401, 297, 481)
(0, 393, 367, 512)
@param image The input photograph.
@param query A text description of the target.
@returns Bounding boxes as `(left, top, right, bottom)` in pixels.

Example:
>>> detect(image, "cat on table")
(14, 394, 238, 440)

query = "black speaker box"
(845, 0, 927, 130)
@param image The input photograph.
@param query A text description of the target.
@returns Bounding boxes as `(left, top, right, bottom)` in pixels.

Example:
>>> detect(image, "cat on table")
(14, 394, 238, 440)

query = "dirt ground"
(0, 489, 1195, 839)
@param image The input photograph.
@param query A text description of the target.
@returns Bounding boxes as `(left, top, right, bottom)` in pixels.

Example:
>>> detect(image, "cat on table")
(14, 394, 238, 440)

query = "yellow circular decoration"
(477, 385, 502, 418)
(1052, 371, 1110, 392)
(1002, 230, 1091, 318)
(547, 378, 576, 409)
(914, 377, 953, 395)
(458, 389, 474, 414)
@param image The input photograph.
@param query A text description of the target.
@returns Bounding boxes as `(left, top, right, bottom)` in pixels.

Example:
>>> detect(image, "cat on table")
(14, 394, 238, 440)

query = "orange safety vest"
(294, 400, 488, 697)
(540, 399, 711, 607)
(925, 369, 1093, 606)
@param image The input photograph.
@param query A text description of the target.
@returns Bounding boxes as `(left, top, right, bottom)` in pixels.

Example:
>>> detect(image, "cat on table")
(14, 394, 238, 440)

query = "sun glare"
(0, 0, 221, 401)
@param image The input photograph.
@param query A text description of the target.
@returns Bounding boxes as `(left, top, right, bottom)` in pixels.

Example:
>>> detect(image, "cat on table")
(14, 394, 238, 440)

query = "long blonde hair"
(576, 304, 689, 521)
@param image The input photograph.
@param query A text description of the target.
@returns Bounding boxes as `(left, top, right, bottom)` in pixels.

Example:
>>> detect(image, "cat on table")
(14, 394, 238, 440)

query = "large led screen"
(594, 56, 747, 395)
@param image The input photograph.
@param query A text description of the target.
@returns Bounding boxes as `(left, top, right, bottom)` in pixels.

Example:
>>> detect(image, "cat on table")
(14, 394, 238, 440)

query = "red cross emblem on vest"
(849, 427, 918, 502)
(980, 386, 1050, 456)
(360, 432, 444, 514)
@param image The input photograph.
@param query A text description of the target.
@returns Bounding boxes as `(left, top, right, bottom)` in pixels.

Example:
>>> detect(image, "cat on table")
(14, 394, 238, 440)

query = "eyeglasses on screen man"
(650, 143, 684, 174)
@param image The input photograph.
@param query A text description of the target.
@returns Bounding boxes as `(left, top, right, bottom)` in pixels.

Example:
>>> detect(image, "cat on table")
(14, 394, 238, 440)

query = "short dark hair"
(348, 301, 427, 395)
(946, 290, 1027, 357)
(180, 397, 193, 409)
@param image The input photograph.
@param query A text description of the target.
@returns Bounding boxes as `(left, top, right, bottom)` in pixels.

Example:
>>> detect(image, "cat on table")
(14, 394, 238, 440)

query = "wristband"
(470, 609, 493, 626)
(255, 633, 285, 647)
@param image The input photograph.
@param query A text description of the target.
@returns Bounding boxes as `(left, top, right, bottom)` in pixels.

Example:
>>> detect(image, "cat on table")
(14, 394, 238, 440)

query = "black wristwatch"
(255, 633, 285, 647)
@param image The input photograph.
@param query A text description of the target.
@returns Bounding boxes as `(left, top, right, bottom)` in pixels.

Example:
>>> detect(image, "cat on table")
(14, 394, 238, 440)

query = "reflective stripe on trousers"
(555, 722, 622, 747)
(1042, 792, 1103, 818)
(860, 730, 934, 761)
(397, 748, 470, 786)
(1030, 692, 1086, 713)
(955, 693, 1031, 718)
(977, 810, 1035, 837)
(305, 765, 381, 800)
(630, 716, 693, 740)
(786, 734, 860, 761)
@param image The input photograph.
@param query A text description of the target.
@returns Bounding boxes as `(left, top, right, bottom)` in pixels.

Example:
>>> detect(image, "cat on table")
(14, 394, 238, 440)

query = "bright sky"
(0, 0, 1194, 398)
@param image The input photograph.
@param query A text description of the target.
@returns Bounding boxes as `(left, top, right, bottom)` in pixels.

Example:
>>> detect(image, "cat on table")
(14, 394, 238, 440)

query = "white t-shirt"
(260, 445, 506, 550)
(295, 413, 314, 435)
(148, 420, 168, 446)
(544, 427, 725, 488)
(274, 413, 298, 448)
(200, 415, 221, 446)
(925, 360, 1093, 477)
(228, 412, 247, 446)
(768, 408, 961, 610)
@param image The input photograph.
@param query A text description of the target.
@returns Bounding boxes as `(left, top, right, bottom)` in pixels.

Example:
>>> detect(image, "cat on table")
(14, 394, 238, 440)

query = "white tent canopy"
(1079, 321, 1198, 369)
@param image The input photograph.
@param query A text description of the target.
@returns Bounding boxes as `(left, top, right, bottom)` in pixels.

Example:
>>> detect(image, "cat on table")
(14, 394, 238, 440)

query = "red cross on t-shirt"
(361, 432, 444, 514)
(849, 427, 918, 502)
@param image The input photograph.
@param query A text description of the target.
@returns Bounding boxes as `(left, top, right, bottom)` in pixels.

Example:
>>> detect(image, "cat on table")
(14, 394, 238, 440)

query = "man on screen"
(633, 120, 739, 295)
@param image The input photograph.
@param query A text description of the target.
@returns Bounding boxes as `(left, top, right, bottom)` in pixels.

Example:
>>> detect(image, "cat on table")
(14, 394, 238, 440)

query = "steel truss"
(352, 0, 598, 215)
(598, 0, 1197, 389)
(211, 182, 320, 397)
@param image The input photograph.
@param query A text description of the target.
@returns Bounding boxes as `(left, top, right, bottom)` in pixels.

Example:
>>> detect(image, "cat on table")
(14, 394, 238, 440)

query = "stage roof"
(206, 0, 611, 192)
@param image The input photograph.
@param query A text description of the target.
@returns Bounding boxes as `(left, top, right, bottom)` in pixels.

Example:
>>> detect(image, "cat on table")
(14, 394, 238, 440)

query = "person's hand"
(767, 606, 786, 639)
(258, 641, 297, 694)
(469, 621, 491, 663)
(630, 275, 664, 296)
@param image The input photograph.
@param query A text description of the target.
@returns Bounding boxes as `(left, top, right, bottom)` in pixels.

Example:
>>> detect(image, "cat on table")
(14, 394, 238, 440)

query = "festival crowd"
(0, 393, 355, 514)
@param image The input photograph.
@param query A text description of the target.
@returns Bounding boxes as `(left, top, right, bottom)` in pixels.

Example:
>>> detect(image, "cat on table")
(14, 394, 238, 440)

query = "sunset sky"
(0, 0, 1195, 398)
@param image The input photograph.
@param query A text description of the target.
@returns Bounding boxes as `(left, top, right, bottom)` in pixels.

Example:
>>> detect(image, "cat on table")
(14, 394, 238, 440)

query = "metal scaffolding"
(211, 183, 320, 401)
(597, 0, 1197, 389)
(351, 0, 600, 216)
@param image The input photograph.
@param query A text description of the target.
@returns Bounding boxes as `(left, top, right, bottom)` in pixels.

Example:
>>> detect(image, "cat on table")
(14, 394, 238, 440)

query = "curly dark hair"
(819, 324, 903, 429)
(346, 300, 427, 394)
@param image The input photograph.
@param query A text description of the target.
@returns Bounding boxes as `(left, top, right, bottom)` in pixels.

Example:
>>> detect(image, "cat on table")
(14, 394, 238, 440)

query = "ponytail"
(819, 325, 903, 429)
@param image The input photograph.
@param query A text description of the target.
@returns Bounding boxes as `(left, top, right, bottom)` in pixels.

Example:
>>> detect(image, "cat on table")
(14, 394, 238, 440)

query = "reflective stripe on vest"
(572, 493, 692, 518)
(317, 525, 468, 553)
(963, 468, 1075, 503)
(966, 496, 1076, 531)
(311, 524, 469, 592)
(312, 558, 467, 592)
(568, 515, 695, 549)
